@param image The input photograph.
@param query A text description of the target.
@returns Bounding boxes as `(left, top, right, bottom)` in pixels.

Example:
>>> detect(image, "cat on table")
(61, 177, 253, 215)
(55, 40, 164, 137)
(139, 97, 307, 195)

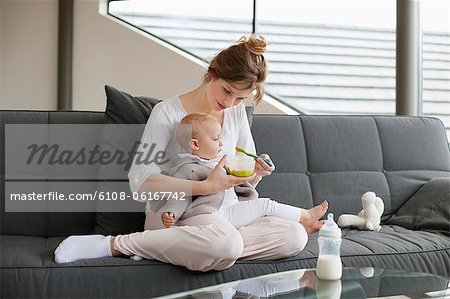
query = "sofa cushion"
(300, 116, 391, 215)
(1, 111, 102, 237)
(104, 85, 161, 124)
(251, 115, 312, 208)
(384, 177, 450, 236)
(375, 117, 450, 212)
(2, 227, 449, 297)
(1, 112, 98, 237)
(47, 112, 103, 237)
(301, 116, 383, 173)
(0, 112, 49, 236)
(282, 225, 450, 277)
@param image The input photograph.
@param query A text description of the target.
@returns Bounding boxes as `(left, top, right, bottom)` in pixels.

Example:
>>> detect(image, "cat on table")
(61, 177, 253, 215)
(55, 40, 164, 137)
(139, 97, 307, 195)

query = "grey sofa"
(1, 109, 449, 298)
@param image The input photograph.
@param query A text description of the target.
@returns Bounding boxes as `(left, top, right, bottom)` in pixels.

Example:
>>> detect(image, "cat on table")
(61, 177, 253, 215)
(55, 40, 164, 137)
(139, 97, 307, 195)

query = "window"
(108, 0, 254, 62)
(256, 0, 397, 115)
(107, 0, 449, 141)
(422, 0, 450, 141)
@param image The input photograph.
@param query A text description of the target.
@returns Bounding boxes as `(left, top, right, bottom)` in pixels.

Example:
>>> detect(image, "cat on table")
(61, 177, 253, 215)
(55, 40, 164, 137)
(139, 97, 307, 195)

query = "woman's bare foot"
(300, 201, 328, 235)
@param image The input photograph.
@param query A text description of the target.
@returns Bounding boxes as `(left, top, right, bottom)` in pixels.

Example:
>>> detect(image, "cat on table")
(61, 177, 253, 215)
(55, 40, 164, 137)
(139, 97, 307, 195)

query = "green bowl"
(228, 168, 254, 177)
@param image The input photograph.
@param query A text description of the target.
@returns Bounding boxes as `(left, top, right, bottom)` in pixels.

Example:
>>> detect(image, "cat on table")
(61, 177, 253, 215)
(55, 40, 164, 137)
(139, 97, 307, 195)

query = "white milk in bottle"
(316, 213, 342, 280)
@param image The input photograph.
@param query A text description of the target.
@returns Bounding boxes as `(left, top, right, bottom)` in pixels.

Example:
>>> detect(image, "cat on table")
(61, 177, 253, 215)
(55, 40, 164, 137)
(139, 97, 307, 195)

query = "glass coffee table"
(156, 267, 450, 299)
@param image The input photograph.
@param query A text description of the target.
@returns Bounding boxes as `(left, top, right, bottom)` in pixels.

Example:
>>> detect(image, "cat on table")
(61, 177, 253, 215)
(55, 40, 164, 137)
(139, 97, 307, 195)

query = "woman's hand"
(254, 154, 275, 177)
(248, 154, 274, 187)
(203, 155, 257, 195)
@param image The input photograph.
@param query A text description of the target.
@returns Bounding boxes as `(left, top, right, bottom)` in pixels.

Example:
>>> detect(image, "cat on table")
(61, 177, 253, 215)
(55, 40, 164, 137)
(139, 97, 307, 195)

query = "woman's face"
(206, 78, 254, 111)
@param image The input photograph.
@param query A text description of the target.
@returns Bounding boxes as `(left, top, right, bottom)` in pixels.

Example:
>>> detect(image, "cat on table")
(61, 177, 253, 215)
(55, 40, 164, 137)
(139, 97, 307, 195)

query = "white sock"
(54, 234, 112, 263)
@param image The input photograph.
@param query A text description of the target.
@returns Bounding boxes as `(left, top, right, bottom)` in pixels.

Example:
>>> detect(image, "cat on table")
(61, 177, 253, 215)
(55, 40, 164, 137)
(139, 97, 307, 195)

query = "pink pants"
(113, 213, 308, 272)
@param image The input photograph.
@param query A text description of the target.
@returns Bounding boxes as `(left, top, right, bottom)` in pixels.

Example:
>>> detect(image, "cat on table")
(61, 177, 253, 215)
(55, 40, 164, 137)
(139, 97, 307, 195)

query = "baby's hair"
(203, 34, 268, 105)
(177, 113, 219, 151)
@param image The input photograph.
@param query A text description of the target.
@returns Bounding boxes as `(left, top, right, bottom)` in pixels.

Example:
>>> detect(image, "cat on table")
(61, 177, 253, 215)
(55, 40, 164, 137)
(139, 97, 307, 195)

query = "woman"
(54, 35, 327, 271)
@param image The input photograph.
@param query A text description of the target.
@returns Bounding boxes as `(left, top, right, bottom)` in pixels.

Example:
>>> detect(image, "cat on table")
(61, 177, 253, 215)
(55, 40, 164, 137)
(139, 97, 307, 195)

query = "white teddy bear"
(338, 191, 384, 231)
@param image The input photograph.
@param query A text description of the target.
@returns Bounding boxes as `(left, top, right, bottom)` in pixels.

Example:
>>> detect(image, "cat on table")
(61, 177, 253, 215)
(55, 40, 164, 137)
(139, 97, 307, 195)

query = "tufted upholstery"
(252, 115, 450, 217)
(1, 111, 449, 298)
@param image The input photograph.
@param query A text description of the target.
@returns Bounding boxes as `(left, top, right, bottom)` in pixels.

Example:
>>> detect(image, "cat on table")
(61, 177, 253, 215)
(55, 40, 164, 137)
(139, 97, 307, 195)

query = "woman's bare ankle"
(110, 236, 122, 256)
(299, 210, 311, 226)
(303, 220, 326, 236)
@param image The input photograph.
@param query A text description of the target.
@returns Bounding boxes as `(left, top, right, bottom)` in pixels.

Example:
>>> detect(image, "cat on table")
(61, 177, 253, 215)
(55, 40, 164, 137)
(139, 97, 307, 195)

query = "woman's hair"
(176, 113, 219, 151)
(203, 34, 268, 105)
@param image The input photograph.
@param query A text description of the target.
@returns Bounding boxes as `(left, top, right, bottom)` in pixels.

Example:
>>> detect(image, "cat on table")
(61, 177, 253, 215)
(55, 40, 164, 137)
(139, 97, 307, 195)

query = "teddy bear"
(337, 191, 384, 231)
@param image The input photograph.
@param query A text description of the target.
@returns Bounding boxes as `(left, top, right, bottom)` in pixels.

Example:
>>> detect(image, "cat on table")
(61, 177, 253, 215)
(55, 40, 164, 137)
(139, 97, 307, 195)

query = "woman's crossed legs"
(55, 213, 243, 271)
(54, 202, 327, 271)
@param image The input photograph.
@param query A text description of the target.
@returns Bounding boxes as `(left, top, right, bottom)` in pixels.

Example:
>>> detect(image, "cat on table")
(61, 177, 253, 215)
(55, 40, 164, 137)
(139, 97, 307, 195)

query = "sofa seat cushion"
(1, 228, 449, 298)
(1, 235, 245, 298)
(2, 226, 449, 271)
(0, 236, 167, 268)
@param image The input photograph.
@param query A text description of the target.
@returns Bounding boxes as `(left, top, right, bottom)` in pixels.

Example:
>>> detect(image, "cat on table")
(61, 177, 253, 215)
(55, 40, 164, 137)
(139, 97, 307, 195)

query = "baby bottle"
(316, 213, 342, 280)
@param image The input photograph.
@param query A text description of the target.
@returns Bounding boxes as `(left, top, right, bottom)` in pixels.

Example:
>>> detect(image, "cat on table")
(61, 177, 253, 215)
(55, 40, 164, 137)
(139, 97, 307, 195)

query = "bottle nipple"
(320, 213, 341, 237)
(327, 213, 334, 223)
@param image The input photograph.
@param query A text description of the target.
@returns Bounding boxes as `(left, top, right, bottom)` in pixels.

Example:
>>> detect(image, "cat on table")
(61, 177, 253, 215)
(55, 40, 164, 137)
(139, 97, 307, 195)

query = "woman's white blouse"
(128, 96, 256, 195)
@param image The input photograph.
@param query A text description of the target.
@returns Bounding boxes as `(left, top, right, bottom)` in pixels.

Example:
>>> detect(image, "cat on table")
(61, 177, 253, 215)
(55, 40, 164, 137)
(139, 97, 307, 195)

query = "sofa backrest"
(252, 115, 450, 217)
(0, 111, 104, 237)
(1, 111, 449, 237)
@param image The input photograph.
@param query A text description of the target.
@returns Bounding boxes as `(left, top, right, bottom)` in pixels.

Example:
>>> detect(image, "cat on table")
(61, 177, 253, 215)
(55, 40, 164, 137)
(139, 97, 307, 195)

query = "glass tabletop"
(156, 267, 450, 299)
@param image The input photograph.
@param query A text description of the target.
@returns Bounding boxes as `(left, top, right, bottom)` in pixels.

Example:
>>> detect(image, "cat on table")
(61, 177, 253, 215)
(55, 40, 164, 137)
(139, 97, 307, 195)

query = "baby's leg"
(222, 198, 302, 229)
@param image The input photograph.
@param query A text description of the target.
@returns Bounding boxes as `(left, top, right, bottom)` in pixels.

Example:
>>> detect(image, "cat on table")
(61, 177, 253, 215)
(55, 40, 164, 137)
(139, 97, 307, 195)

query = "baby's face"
(195, 120, 223, 160)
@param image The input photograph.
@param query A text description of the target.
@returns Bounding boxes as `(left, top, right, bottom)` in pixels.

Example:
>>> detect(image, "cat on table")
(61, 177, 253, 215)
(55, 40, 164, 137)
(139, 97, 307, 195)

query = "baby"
(159, 113, 328, 235)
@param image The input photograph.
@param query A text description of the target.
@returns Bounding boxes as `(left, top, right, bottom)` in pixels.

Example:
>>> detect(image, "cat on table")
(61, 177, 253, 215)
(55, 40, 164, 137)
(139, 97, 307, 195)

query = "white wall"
(0, 0, 58, 109)
(72, 0, 207, 111)
(1, 0, 289, 114)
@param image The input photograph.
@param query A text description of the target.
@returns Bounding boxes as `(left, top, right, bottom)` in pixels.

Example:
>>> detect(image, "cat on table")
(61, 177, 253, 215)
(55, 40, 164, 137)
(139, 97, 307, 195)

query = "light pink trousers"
(114, 212, 308, 272)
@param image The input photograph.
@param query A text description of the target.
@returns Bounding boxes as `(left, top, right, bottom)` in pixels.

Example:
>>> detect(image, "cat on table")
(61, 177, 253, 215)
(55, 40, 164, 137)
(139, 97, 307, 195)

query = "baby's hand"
(162, 212, 175, 228)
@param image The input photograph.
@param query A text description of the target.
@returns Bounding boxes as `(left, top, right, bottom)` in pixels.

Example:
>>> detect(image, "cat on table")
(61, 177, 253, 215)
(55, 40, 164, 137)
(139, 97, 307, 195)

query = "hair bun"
(239, 34, 267, 55)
